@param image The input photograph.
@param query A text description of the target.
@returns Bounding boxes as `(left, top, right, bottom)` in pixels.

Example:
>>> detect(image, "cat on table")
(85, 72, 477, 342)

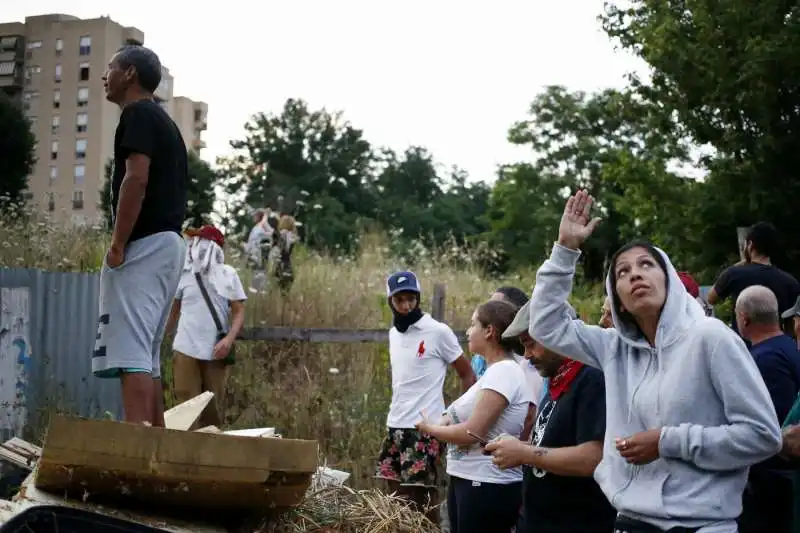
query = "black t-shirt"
(518, 366, 615, 533)
(714, 263, 800, 334)
(112, 99, 187, 242)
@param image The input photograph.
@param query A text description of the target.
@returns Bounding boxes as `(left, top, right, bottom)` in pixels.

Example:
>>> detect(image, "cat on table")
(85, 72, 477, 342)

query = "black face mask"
(390, 297, 424, 333)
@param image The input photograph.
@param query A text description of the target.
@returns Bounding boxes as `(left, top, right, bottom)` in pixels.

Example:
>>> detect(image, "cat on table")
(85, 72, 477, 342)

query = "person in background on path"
(486, 299, 615, 533)
(529, 189, 782, 533)
(244, 208, 273, 292)
(164, 225, 247, 428)
(416, 300, 532, 533)
(782, 295, 800, 348)
(735, 285, 800, 533)
(92, 45, 187, 427)
(273, 213, 298, 293)
(375, 271, 475, 522)
(708, 221, 800, 335)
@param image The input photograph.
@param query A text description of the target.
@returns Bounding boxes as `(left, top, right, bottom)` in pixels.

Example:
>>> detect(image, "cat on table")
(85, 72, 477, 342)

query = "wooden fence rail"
(236, 283, 469, 344)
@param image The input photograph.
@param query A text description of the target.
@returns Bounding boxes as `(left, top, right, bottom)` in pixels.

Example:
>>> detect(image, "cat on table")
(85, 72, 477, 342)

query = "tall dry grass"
(0, 217, 606, 489)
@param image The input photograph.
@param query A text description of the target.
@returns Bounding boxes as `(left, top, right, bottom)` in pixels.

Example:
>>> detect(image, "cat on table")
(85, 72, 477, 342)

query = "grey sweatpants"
(92, 231, 185, 379)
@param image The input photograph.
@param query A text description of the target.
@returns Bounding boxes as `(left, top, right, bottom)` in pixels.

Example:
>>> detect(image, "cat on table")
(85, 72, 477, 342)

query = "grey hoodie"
(529, 243, 782, 532)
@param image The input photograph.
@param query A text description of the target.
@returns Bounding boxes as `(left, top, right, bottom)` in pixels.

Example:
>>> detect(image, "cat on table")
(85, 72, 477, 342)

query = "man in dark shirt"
(735, 285, 800, 533)
(92, 45, 187, 427)
(708, 221, 800, 336)
(782, 296, 800, 348)
(485, 301, 615, 533)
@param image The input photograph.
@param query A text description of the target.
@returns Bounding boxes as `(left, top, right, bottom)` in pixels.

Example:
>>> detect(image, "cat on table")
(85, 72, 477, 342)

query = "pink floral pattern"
(374, 428, 442, 487)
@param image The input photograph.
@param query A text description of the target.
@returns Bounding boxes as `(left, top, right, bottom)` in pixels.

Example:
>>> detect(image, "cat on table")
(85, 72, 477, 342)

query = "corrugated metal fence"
(0, 268, 122, 441)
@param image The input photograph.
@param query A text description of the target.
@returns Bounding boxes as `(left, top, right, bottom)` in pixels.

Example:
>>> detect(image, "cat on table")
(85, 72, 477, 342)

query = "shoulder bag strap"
(194, 272, 225, 336)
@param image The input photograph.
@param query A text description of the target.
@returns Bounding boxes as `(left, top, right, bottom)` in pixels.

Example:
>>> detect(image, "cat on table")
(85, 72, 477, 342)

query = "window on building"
(74, 164, 85, 185)
(75, 139, 87, 160)
(76, 112, 88, 133)
(79, 62, 90, 81)
(49, 166, 58, 183)
(48, 193, 55, 212)
(51, 140, 58, 160)
(26, 41, 42, 50)
(72, 190, 84, 210)
(23, 90, 39, 102)
(51, 115, 59, 134)
(54, 64, 62, 82)
(26, 65, 40, 76)
(53, 89, 60, 109)
(0, 37, 17, 51)
(79, 36, 91, 56)
(77, 87, 89, 107)
(0, 61, 14, 76)
(55, 38, 63, 55)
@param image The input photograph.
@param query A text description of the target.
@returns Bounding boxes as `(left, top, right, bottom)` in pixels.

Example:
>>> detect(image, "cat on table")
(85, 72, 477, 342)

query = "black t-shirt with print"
(714, 263, 800, 334)
(517, 366, 615, 533)
(112, 99, 187, 242)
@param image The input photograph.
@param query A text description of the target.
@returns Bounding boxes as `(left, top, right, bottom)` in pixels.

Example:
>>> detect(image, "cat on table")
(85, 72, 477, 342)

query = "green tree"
(602, 0, 800, 272)
(503, 85, 691, 279)
(485, 163, 567, 272)
(220, 98, 375, 252)
(99, 152, 219, 230)
(0, 92, 35, 210)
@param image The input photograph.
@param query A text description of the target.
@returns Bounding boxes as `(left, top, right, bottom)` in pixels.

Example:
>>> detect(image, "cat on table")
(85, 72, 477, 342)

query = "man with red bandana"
(165, 225, 247, 427)
(485, 301, 615, 533)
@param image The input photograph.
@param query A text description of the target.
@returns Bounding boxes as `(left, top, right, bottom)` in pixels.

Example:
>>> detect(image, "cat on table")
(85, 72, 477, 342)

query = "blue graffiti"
(13, 338, 31, 399)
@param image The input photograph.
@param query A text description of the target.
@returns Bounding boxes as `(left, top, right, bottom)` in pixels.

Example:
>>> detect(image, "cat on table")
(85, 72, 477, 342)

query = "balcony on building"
(193, 101, 208, 131)
(0, 33, 24, 94)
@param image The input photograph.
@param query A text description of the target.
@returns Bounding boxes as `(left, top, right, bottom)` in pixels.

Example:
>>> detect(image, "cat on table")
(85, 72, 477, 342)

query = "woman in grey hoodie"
(529, 190, 782, 533)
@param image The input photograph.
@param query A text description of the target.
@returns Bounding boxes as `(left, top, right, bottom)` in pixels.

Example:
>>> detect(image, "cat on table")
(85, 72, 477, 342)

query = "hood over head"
(605, 244, 706, 349)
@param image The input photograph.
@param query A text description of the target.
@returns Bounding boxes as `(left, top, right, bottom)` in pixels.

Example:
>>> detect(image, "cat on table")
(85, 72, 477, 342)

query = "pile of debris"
(0, 392, 438, 533)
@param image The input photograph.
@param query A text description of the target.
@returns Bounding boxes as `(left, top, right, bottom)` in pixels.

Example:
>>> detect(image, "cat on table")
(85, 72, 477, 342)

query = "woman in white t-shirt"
(416, 299, 533, 533)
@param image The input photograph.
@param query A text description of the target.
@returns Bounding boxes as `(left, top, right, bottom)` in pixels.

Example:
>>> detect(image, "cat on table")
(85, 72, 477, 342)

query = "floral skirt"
(375, 428, 443, 488)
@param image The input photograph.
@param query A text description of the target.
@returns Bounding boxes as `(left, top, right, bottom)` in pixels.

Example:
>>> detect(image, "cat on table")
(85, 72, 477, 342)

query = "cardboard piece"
(163, 391, 214, 431)
(222, 428, 276, 438)
(35, 415, 318, 512)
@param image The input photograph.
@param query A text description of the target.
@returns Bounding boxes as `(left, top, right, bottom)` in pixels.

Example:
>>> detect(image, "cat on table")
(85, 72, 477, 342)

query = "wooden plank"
(238, 326, 467, 344)
(431, 283, 446, 321)
(35, 415, 318, 512)
(164, 391, 213, 431)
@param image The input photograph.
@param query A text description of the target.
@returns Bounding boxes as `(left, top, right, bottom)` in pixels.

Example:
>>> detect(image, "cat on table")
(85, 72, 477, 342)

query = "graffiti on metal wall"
(0, 287, 31, 436)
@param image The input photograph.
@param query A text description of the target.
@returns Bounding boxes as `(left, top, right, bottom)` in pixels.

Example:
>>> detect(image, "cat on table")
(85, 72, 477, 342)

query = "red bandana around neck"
(549, 359, 584, 401)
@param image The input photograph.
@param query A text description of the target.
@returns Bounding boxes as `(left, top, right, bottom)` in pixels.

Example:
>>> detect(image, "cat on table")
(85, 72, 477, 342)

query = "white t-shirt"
(387, 314, 463, 429)
(445, 358, 533, 484)
(511, 354, 544, 408)
(173, 268, 247, 361)
(517, 356, 544, 407)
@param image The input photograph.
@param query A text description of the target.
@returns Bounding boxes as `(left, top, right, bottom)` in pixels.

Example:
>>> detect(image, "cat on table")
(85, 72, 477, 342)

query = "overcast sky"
(10, 0, 647, 182)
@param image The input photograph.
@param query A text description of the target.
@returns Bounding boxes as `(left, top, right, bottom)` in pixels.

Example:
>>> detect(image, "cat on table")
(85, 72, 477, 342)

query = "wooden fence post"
(431, 283, 446, 322)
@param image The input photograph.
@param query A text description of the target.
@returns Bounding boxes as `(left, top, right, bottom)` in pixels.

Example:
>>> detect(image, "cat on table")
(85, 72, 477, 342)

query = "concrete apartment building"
(0, 13, 208, 226)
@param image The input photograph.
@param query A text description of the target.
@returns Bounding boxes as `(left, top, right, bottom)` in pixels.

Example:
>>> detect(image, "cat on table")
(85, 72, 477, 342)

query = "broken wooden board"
(35, 415, 318, 513)
(163, 391, 214, 431)
(9, 472, 226, 533)
(0, 438, 41, 470)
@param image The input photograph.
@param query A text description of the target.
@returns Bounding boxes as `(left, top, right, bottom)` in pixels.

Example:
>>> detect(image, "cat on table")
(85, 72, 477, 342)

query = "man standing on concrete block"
(92, 45, 187, 427)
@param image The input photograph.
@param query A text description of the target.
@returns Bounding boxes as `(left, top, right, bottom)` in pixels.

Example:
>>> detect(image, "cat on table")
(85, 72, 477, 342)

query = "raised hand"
(557, 189, 602, 250)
